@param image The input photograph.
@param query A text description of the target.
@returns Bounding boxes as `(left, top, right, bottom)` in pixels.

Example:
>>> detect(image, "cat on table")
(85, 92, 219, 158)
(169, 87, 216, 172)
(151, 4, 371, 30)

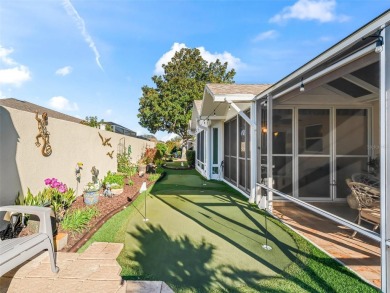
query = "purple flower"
(53, 181, 61, 188)
(44, 178, 52, 185)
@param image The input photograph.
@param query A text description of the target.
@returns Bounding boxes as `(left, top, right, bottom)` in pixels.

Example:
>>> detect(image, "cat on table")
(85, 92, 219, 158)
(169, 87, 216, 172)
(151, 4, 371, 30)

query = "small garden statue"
(103, 182, 112, 197)
(91, 166, 99, 184)
(75, 162, 83, 183)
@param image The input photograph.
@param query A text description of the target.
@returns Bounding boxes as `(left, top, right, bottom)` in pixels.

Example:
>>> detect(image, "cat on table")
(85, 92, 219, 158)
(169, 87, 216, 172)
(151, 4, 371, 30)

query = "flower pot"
(84, 191, 99, 205)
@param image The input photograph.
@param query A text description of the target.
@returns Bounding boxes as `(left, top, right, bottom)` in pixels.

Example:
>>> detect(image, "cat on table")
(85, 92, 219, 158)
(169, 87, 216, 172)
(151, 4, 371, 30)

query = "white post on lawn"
(380, 25, 390, 293)
(140, 182, 148, 222)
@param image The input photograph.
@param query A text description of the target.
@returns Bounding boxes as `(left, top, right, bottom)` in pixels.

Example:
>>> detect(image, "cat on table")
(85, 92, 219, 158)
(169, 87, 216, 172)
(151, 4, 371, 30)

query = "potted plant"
(83, 182, 100, 205)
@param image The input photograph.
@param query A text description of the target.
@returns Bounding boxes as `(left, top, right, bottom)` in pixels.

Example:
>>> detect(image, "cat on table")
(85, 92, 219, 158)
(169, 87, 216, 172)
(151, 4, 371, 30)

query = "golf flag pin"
(140, 182, 147, 193)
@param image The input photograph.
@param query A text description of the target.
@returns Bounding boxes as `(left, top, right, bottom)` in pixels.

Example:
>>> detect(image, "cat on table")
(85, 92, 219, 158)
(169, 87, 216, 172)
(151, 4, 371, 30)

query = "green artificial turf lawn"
(164, 160, 189, 168)
(81, 169, 379, 293)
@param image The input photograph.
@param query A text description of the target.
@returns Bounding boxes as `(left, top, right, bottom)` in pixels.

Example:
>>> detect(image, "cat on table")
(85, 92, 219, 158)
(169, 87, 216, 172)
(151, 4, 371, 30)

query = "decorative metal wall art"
(35, 111, 52, 157)
(99, 132, 112, 147)
(107, 150, 114, 159)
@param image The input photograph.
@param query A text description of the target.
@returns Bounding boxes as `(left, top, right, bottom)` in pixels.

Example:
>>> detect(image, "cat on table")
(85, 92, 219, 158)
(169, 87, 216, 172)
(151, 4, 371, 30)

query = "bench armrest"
(0, 206, 53, 238)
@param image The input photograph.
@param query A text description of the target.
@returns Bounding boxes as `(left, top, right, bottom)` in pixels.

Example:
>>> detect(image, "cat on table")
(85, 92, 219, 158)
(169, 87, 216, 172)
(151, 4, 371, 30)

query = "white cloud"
(48, 96, 79, 111)
(270, 0, 349, 24)
(55, 66, 73, 76)
(160, 133, 179, 142)
(62, 0, 103, 71)
(252, 30, 278, 42)
(154, 42, 243, 75)
(0, 46, 31, 86)
(154, 43, 186, 75)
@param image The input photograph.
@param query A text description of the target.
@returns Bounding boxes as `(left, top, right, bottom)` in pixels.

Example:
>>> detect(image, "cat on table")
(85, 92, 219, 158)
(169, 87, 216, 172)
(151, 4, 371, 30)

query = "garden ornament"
(107, 150, 114, 159)
(91, 166, 99, 184)
(103, 182, 112, 197)
(35, 111, 52, 157)
(98, 132, 112, 147)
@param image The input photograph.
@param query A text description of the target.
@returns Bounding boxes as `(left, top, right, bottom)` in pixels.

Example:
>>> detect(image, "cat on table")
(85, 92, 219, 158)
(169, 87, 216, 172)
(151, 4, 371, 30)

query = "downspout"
(226, 100, 257, 202)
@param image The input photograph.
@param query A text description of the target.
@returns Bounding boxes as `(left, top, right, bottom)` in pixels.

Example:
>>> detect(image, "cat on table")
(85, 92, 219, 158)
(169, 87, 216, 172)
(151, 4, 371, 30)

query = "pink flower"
(58, 184, 67, 193)
(44, 178, 52, 185)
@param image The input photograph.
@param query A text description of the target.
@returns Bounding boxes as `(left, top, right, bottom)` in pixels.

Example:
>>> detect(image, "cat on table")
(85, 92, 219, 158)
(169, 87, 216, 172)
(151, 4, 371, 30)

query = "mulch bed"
(12, 174, 153, 252)
(57, 173, 154, 251)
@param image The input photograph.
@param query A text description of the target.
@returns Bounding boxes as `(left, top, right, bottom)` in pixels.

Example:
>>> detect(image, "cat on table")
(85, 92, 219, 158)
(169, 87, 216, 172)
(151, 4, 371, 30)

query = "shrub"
(141, 147, 160, 164)
(156, 142, 167, 157)
(103, 171, 125, 188)
(186, 150, 195, 167)
(148, 166, 163, 182)
(117, 153, 137, 177)
(60, 207, 99, 233)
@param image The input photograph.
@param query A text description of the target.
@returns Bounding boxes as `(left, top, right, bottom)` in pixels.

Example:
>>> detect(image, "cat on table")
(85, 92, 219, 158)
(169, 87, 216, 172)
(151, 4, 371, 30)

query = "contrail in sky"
(62, 0, 104, 71)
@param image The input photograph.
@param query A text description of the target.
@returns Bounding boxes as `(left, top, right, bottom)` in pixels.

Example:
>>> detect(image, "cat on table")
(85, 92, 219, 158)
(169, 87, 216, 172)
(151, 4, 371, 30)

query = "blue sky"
(0, 0, 388, 141)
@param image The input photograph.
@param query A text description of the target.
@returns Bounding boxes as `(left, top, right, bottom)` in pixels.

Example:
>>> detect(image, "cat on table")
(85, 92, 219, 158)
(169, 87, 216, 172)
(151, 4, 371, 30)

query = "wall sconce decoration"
(374, 36, 384, 53)
(99, 132, 112, 147)
(300, 77, 305, 92)
(363, 30, 384, 54)
(35, 111, 52, 157)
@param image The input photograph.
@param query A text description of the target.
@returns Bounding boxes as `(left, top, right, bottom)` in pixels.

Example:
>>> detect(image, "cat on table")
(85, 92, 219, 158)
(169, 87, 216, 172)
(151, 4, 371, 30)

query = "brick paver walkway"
(0, 242, 173, 293)
(273, 203, 381, 288)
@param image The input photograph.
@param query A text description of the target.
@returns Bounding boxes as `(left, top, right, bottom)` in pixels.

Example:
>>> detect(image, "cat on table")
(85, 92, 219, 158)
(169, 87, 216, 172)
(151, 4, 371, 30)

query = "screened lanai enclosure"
(190, 10, 390, 291)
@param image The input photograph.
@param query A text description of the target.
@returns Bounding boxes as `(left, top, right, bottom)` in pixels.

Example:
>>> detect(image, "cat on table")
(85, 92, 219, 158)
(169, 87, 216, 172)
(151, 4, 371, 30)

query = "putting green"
(120, 172, 298, 292)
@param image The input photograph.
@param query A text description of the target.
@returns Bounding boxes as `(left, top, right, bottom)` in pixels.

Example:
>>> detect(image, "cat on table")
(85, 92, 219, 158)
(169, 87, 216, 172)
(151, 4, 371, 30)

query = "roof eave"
(254, 9, 390, 101)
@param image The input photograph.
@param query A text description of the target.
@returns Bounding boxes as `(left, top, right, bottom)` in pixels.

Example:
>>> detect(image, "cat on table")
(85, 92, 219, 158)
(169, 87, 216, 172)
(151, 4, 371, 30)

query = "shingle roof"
(193, 100, 202, 114)
(0, 98, 83, 124)
(206, 83, 271, 96)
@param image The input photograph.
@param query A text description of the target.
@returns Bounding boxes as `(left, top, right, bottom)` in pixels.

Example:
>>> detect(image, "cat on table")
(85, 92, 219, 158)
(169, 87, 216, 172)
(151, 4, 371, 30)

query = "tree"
(81, 116, 113, 132)
(138, 48, 235, 142)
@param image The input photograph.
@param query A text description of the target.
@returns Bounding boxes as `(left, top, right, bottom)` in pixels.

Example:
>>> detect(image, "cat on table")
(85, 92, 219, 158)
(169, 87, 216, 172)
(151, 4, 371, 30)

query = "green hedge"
(186, 150, 195, 167)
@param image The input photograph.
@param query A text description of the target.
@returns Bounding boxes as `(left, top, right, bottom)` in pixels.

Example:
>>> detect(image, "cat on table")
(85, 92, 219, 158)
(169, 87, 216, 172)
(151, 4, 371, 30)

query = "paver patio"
(273, 202, 381, 288)
(0, 242, 173, 293)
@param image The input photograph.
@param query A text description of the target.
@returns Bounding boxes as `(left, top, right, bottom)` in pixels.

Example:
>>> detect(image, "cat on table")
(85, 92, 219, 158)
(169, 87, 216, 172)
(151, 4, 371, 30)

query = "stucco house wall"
(0, 105, 154, 205)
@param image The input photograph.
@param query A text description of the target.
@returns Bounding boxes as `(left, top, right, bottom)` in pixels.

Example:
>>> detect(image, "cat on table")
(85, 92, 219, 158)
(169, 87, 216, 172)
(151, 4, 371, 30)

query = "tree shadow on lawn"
(150, 191, 373, 292)
(123, 224, 286, 293)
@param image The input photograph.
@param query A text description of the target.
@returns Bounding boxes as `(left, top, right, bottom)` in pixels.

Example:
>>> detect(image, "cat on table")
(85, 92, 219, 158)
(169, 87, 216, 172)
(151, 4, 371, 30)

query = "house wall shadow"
(0, 107, 22, 206)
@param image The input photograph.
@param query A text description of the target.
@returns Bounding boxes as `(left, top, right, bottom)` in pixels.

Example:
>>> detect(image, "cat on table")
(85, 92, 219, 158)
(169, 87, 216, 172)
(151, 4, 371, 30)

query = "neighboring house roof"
(103, 121, 137, 137)
(0, 98, 83, 124)
(105, 121, 136, 133)
(206, 83, 271, 96)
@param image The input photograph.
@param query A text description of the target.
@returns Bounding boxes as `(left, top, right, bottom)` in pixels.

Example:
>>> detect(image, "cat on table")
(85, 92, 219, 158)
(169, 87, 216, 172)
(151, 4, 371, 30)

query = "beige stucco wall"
(0, 106, 154, 205)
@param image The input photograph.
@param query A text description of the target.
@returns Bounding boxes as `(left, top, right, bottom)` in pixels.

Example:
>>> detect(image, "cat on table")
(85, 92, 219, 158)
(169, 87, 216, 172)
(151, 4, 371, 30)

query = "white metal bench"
(0, 205, 59, 276)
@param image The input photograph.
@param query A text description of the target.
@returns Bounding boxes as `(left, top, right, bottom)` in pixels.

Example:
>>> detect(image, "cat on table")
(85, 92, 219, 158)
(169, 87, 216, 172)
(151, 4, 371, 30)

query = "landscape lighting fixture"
(300, 77, 305, 92)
